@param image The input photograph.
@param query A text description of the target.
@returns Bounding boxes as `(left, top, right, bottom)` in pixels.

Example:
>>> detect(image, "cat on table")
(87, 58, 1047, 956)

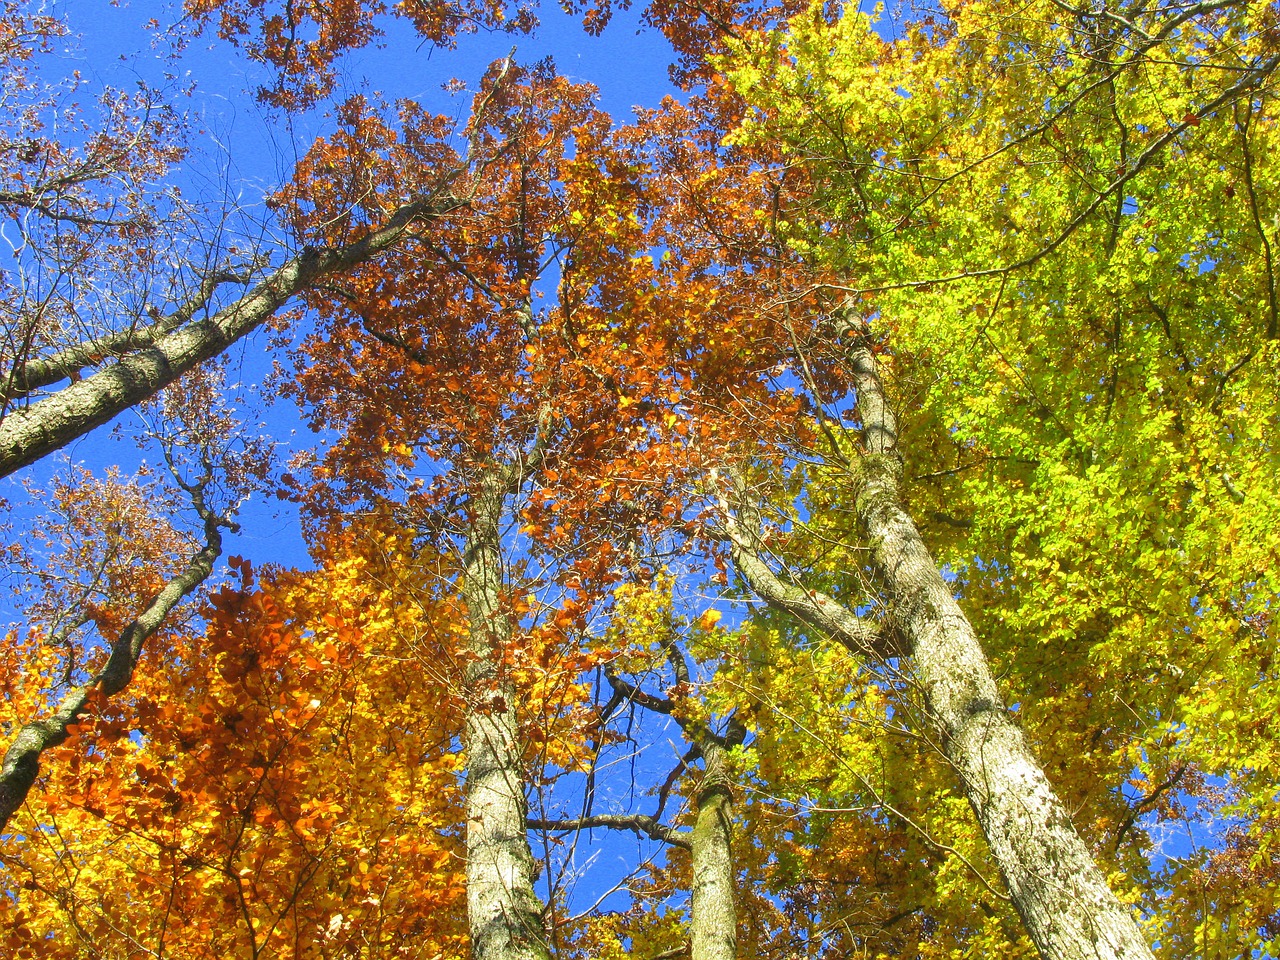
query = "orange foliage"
(183, 0, 536, 108)
(278, 59, 824, 579)
(1, 519, 470, 958)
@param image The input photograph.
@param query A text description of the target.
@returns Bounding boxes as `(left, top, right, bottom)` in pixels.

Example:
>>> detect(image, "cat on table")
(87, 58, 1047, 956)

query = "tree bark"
(2, 266, 255, 405)
(460, 467, 549, 960)
(690, 733, 737, 960)
(0, 194, 460, 479)
(660, 645, 740, 960)
(839, 314, 1155, 960)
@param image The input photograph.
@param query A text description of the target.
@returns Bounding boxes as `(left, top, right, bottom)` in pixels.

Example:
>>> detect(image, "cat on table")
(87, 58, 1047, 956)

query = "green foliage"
(718, 0, 1280, 955)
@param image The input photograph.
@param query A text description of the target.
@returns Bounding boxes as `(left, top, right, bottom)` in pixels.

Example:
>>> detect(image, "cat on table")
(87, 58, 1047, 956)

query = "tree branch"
(3, 264, 261, 404)
(528, 814, 691, 850)
(0, 485, 228, 831)
(0, 191, 465, 479)
(714, 467, 902, 659)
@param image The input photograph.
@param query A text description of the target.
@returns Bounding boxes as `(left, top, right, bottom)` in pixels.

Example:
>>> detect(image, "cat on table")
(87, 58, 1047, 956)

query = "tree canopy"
(1, 1, 1278, 959)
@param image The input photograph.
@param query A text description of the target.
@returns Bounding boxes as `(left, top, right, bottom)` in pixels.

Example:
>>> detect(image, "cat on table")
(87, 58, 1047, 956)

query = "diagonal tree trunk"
(459, 466, 550, 960)
(0, 484, 226, 831)
(0, 194, 462, 480)
(719, 309, 1156, 960)
(844, 310, 1154, 960)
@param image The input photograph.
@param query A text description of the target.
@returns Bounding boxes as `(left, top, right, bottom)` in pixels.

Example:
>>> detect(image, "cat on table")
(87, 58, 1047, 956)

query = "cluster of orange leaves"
(1, 501, 611, 958)
(183, 0, 536, 108)
(277, 62, 827, 588)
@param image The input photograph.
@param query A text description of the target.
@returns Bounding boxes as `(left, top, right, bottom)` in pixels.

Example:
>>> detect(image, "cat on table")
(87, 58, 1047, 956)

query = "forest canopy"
(1, 1, 1278, 959)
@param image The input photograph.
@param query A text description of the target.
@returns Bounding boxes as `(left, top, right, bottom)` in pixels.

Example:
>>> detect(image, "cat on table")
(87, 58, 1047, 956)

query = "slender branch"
(1113, 764, 1189, 852)
(528, 814, 692, 851)
(822, 54, 1280, 297)
(0, 488, 227, 831)
(1235, 99, 1277, 340)
(603, 662, 675, 715)
(656, 748, 697, 823)
(714, 467, 902, 659)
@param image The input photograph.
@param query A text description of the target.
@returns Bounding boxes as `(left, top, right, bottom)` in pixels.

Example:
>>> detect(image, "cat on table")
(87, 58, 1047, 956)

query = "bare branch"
(528, 814, 691, 851)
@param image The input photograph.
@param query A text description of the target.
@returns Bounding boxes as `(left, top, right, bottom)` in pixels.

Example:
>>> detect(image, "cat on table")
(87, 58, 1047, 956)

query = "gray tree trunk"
(460, 467, 550, 960)
(842, 317, 1156, 960)
(0, 195, 459, 479)
(690, 734, 737, 960)
(719, 311, 1156, 960)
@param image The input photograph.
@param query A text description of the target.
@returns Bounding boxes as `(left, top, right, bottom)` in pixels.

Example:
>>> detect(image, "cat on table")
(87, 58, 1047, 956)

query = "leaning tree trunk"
(841, 314, 1155, 960)
(459, 467, 549, 960)
(0, 193, 460, 480)
(0, 482, 225, 830)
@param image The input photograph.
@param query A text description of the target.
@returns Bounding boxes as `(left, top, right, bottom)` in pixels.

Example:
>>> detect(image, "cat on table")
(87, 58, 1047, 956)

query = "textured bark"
(690, 735, 737, 960)
(2, 266, 253, 404)
(662, 645, 740, 960)
(840, 318, 1156, 960)
(0, 507, 223, 830)
(0, 195, 460, 479)
(460, 468, 549, 960)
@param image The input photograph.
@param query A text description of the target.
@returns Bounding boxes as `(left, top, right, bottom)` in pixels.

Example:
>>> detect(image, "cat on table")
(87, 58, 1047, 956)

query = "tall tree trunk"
(539, 643, 738, 960)
(459, 467, 549, 960)
(690, 733, 737, 960)
(840, 314, 1155, 960)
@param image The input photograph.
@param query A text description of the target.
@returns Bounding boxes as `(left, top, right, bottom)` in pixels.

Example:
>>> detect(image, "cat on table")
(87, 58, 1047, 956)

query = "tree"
(0, 0, 494, 847)
(711, 0, 1280, 956)
(533, 578, 746, 960)
(0, 364, 270, 831)
(4, 1, 1280, 958)
(0, 0, 486, 479)
(1, 516, 472, 959)
(274, 50, 815, 955)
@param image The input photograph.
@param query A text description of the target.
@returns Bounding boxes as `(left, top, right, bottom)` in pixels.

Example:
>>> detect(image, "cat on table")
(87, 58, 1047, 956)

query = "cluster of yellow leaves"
(720, 0, 1280, 953)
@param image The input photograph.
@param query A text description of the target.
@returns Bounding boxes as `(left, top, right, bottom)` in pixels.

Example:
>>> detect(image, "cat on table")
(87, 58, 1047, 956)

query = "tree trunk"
(690, 734, 737, 960)
(0, 195, 459, 479)
(460, 468, 549, 960)
(842, 318, 1155, 960)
